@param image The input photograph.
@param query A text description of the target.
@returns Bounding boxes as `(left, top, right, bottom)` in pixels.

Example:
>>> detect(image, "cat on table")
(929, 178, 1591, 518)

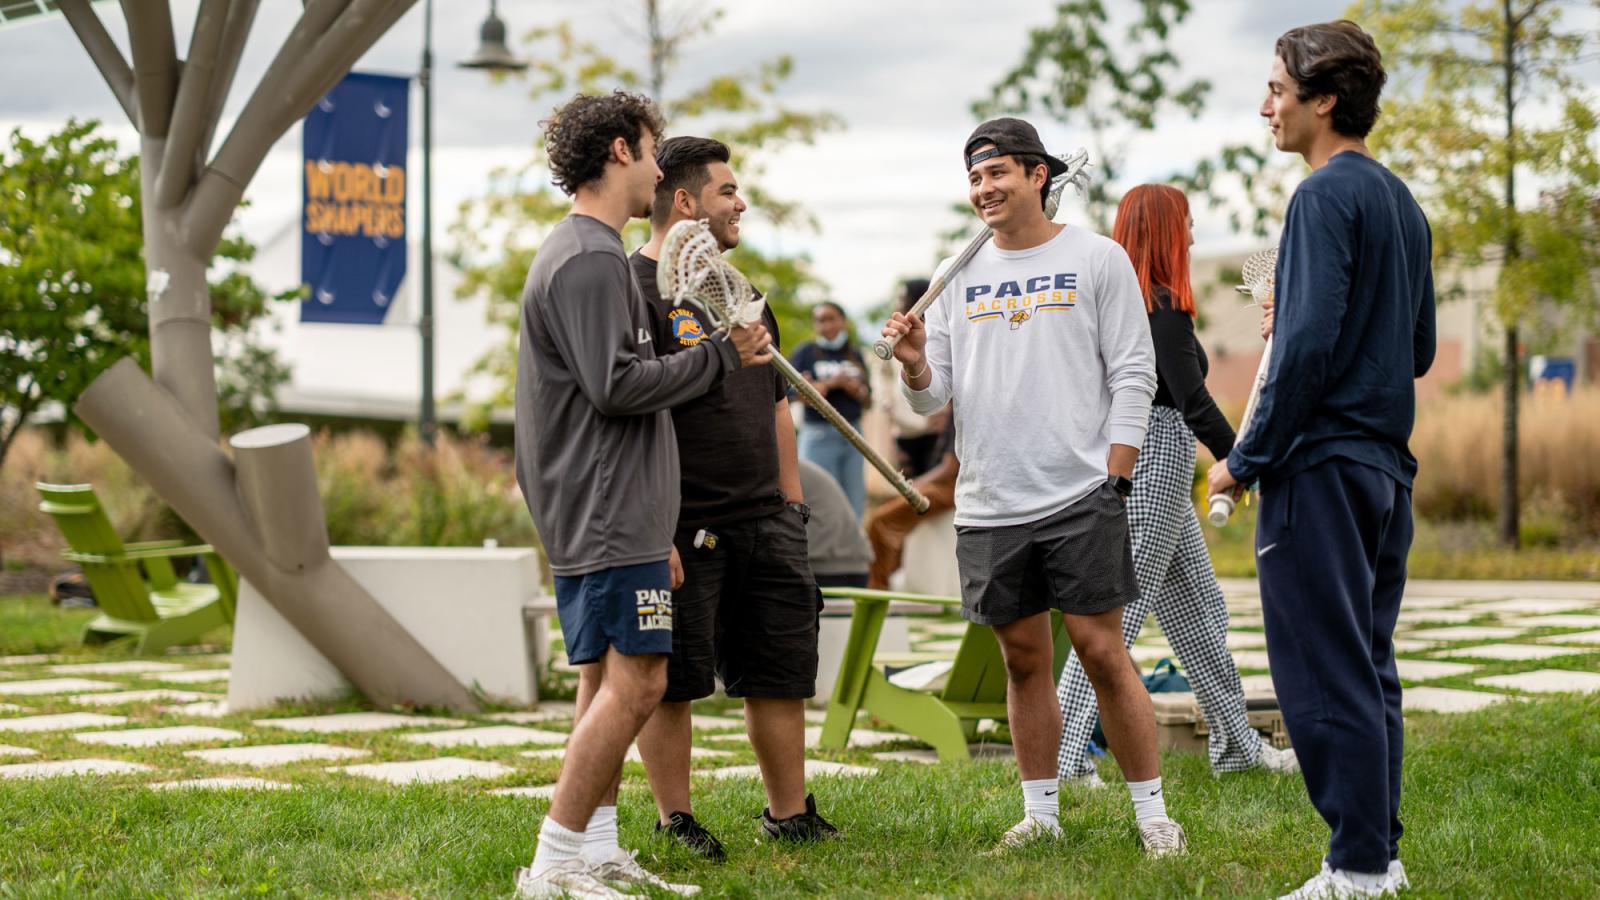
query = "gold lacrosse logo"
(1009, 310, 1032, 330)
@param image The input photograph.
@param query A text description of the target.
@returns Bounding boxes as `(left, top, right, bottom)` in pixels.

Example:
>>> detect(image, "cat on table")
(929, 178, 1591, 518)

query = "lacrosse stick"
(1208, 247, 1278, 527)
(872, 148, 1093, 361)
(658, 219, 932, 514)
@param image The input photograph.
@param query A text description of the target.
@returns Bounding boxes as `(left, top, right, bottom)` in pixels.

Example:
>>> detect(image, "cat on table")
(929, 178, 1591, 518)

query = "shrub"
(3, 428, 540, 573)
(0, 430, 172, 568)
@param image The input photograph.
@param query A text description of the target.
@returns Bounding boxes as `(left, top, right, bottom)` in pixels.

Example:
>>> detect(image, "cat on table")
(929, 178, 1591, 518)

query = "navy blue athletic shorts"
(554, 559, 675, 665)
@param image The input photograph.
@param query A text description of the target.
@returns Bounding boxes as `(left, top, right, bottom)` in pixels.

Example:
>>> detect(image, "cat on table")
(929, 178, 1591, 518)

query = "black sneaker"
(657, 810, 727, 863)
(760, 793, 839, 843)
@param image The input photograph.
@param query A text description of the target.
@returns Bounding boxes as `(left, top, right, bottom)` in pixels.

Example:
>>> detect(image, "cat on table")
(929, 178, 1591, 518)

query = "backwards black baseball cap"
(964, 117, 1068, 178)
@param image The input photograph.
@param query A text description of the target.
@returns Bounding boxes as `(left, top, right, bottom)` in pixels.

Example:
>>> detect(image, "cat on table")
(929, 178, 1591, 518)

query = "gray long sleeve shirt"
(515, 214, 739, 576)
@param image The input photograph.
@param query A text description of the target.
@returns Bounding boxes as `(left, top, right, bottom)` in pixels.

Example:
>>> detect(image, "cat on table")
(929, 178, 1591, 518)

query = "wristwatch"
(1107, 475, 1134, 499)
(788, 501, 812, 525)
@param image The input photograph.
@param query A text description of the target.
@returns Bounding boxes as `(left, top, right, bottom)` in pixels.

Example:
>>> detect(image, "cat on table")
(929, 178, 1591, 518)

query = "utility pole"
(419, 0, 437, 446)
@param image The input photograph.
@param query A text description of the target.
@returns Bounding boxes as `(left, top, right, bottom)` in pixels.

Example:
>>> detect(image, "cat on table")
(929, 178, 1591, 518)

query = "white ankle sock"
(530, 815, 585, 875)
(1127, 776, 1168, 825)
(579, 805, 620, 864)
(1021, 778, 1060, 827)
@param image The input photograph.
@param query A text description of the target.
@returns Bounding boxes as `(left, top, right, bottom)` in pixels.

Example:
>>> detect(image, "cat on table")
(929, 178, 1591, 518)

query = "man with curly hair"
(512, 90, 771, 899)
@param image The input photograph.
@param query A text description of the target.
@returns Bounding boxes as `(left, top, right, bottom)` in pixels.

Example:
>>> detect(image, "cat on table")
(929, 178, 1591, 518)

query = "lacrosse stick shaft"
(1237, 335, 1273, 440)
(768, 351, 931, 514)
(1208, 335, 1274, 527)
(871, 232, 992, 360)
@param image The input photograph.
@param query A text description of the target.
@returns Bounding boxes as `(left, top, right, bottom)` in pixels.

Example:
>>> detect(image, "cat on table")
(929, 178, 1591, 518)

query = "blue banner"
(301, 72, 410, 325)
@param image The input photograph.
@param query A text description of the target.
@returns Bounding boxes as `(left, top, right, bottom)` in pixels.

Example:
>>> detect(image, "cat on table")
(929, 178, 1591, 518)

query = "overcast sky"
(3, 1, 1597, 314)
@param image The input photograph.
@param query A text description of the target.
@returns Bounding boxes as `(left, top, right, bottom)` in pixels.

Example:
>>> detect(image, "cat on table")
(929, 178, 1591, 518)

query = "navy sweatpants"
(1256, 457, 1412, 875)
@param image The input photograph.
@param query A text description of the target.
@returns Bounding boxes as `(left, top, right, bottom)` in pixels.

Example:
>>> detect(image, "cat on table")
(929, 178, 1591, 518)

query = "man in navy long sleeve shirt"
(1207, 22, 1435, 900)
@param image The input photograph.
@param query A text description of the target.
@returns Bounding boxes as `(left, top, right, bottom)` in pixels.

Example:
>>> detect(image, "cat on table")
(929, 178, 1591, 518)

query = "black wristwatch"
(788, 501, 812, 525)
(1108, 475, 1134, 499)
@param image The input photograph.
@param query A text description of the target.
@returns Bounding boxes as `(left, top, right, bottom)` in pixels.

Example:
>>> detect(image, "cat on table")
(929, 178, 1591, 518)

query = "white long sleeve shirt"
(903, 224, 1157, 527)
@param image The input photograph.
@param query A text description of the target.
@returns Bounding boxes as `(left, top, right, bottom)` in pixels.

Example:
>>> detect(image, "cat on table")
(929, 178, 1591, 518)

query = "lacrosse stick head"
(657, 219, 764, 330)
(1043, 148, 1093, 219)
(1235, 247, 1278, 305)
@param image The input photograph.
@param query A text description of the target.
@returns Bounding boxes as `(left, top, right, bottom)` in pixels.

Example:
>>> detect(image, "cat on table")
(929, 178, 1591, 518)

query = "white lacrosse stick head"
(657, 219, 763, 329)
(1044, 148, 1093, 219)
(1236, 247, 1278, 305)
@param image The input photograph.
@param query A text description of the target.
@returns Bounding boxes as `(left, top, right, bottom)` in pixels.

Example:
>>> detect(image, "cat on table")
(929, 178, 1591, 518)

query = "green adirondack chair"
(36, 483, 238, 654)
(818, 587, 1071, 763)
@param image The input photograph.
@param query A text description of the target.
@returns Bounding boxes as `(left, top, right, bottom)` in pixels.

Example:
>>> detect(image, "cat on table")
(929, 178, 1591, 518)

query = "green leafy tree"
(1348, 0, 1600, 547)
(0, 119, 291, 474)
(973, 0, 1212, 232)
(451, 4, 842, 427)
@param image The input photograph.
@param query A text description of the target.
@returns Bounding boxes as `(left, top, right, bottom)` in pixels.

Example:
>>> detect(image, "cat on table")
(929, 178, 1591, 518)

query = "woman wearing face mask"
(789, 301, 873, 520)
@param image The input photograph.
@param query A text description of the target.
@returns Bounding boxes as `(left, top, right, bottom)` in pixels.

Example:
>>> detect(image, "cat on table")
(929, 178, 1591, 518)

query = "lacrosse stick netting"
(1208, 246, 1278, 527)
(659, 219, 932, 514)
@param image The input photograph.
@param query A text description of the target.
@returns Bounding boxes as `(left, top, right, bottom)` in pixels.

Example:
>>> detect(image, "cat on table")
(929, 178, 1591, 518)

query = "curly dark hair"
(541, 90, 666, 196)
(1276, 21, 1387, 138)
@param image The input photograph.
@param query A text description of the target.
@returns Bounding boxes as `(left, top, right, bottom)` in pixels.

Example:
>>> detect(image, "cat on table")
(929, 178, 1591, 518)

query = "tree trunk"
(646, 0, 664, 102)
(1498, 0, 1520, 549)
(1499, 324, 1520, 546)
(140, 135, 221, 440)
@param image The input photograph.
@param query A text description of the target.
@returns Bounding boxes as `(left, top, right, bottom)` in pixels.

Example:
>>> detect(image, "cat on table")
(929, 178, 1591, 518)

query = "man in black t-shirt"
(631, 136, 836, 859)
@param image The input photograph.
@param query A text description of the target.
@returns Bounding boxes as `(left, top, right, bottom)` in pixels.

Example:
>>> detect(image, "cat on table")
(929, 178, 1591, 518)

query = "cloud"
(3, 0, 1595, 319)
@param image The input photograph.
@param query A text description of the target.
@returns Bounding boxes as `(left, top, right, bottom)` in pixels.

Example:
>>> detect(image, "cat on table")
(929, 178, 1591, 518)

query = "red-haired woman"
(1055, 184, 1299, 781)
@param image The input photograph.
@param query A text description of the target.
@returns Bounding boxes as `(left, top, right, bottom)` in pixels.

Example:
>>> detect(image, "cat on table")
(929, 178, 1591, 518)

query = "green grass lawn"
(0, 594, 98, 656)
(0, 694, 1596, 898)
(0, 593, 232, 660)
(3, 594, 1599, 897)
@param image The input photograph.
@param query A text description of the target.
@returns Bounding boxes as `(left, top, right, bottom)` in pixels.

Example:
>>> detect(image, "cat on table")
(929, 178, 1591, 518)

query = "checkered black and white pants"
(1055, 405, 1262, 777)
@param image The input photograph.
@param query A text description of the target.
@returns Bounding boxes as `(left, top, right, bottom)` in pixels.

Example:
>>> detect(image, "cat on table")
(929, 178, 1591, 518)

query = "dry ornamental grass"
(1, 428, 538, 574)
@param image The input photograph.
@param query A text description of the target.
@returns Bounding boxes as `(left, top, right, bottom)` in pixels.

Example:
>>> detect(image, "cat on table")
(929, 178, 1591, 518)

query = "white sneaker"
(1137, 818, 1188, 857)
(1256, 740, 1301, 774)
(514, 859, 623, 899)
(1278, 861, 1395, 899)
(588, 848, 700, 896)
(1388, 859, 1409, 892)
(982, 815, 1062, 856)
(1066, 769, 1108, 789)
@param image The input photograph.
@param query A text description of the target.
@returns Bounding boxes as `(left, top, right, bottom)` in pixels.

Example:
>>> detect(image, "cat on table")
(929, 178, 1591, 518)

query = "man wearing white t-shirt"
(882, 118, 1186, 857)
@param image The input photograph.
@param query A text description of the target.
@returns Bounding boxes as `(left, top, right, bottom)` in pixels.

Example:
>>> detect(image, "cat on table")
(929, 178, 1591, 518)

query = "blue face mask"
(816, 330, 850, 351)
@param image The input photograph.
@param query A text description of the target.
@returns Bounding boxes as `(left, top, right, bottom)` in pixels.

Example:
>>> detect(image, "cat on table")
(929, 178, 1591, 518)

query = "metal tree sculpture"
(58, 0, 477, 711)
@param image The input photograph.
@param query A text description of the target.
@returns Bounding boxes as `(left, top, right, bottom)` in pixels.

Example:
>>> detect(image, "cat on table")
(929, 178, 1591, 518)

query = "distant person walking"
(790, 301, 872, 520)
